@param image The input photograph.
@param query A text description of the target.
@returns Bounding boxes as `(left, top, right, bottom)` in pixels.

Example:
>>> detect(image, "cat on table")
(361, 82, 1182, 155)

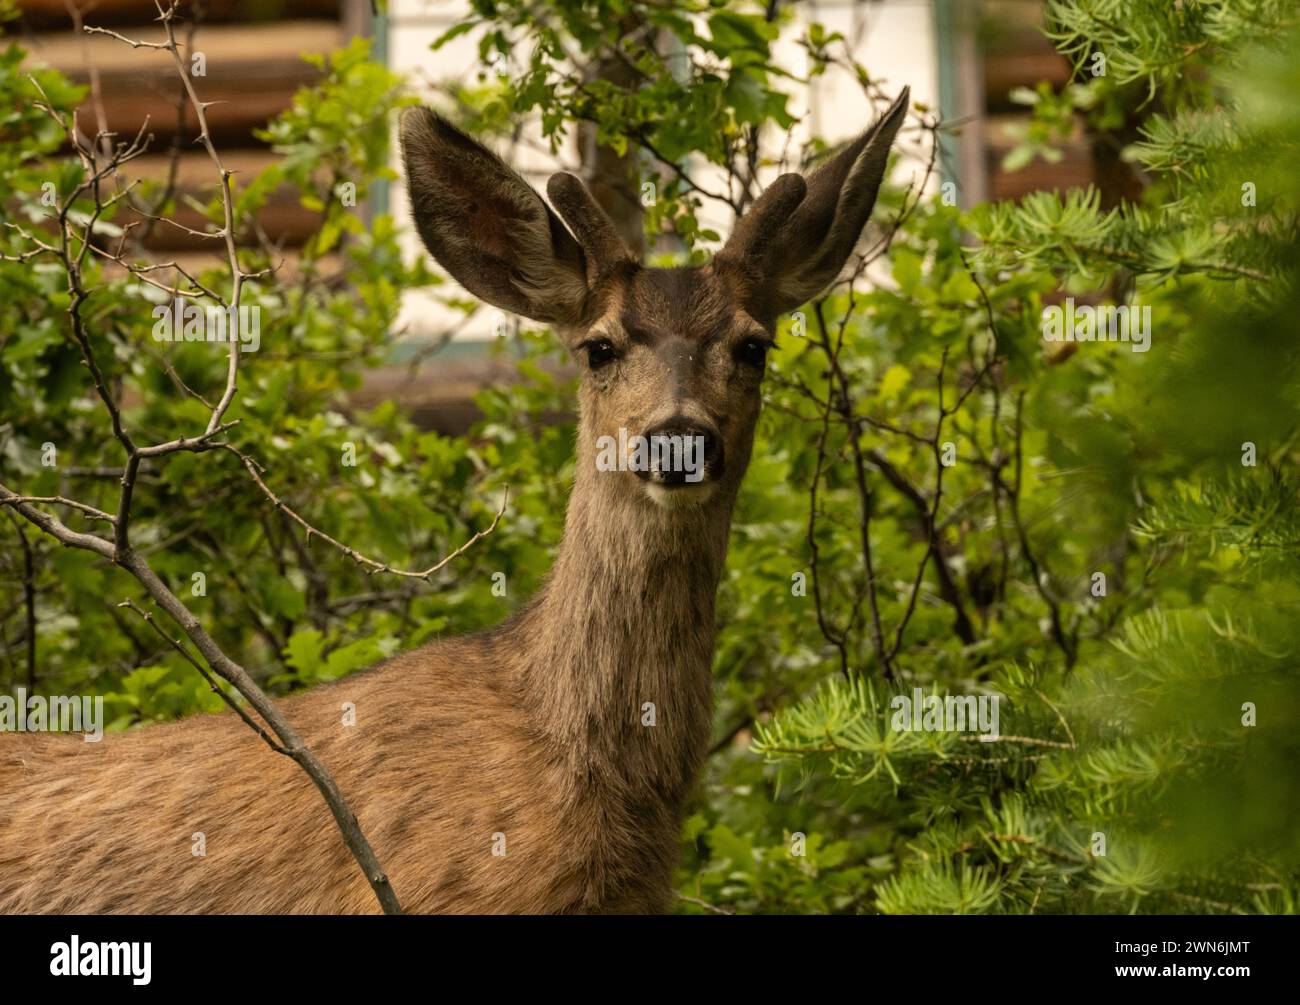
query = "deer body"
(0, 474, 726, 912)
(0, 91, 907, 913)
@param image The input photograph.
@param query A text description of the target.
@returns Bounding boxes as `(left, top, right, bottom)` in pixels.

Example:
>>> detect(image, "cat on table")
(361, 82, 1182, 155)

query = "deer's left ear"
(716, 87, 910, 320)
(400, 107, 629, 327)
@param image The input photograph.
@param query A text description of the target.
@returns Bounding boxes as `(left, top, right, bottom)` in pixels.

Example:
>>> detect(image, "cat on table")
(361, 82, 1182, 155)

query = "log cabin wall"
(5, 0, 361, 277)
(7, 1, 1100, 435)
(980, 0, 1091, 201)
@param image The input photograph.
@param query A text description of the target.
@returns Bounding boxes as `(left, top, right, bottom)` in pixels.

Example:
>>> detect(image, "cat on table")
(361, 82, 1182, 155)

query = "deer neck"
(513, 459, 735, 799)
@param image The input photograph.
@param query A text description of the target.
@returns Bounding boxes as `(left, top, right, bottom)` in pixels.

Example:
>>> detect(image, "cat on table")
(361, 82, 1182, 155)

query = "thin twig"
(223, 444, 510, 582)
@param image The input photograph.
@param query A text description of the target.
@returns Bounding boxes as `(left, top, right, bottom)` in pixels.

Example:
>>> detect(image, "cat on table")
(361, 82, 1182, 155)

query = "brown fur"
(0, 95, 907, 913)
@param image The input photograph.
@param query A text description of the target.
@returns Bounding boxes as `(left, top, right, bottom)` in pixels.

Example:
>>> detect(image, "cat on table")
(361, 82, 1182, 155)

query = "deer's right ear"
(400, 108, 626, 327)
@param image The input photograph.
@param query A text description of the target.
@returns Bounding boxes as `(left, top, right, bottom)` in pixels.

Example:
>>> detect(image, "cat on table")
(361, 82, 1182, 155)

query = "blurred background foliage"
(1, 0, 1298, 914)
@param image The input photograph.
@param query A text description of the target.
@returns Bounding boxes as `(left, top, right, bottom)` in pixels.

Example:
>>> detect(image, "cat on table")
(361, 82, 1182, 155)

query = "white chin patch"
(644, 481, 717, 509)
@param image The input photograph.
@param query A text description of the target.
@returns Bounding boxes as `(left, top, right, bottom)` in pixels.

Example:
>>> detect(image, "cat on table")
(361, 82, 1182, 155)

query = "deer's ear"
(400, 107, 614, 327)
(717, 88, 910, 320)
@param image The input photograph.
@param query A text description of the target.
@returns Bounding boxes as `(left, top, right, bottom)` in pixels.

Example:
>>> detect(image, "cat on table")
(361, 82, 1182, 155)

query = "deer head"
(399, 90, 909, 512)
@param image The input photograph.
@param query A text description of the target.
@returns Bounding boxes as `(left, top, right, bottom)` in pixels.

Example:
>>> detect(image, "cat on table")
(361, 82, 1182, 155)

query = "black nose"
(635, 419, 724, 486)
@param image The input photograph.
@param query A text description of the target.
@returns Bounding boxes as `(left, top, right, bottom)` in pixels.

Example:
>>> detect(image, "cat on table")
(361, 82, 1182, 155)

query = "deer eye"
(581, 338, 620, 370)
(736, 337, 772, 369)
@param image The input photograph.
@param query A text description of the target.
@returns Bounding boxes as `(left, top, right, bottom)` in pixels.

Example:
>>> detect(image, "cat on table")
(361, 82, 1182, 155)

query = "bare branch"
(224, 444, 510, 582)
(117, 598, 288, 754)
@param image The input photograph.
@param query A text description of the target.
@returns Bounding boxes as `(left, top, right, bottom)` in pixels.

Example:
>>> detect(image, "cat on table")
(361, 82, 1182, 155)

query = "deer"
(0, 89, 909, 914)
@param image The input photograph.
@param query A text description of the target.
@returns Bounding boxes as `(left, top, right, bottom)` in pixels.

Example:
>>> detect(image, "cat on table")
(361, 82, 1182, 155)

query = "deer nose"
(636, 419, 724, 486)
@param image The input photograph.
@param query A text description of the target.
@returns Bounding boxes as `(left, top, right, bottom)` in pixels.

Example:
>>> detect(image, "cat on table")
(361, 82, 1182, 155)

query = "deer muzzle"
(635, 418, 725, 487)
